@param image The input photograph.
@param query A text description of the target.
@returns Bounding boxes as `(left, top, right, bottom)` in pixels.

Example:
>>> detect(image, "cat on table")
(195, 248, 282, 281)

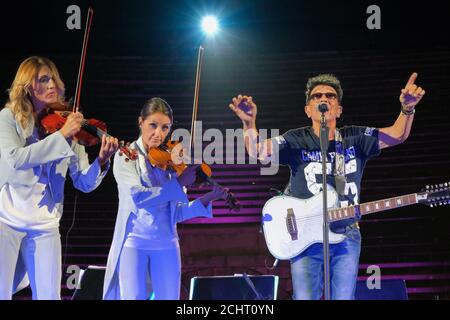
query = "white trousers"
(118, 244, 181, 300)
(0, 221, 61, 300)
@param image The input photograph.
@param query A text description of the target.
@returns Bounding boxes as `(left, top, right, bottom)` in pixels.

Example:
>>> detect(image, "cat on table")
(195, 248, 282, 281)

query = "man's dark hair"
(305, 74, 343, 104)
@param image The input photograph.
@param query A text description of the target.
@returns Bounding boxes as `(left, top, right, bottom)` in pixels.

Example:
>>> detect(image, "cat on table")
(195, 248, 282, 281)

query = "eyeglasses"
(309, 92, 338, 101)
(38, 75, 53, 84)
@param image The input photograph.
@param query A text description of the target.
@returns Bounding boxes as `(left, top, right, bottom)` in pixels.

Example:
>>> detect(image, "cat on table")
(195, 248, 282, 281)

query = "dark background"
(1, 0, 448, 55)
(2, 0, 449, 106)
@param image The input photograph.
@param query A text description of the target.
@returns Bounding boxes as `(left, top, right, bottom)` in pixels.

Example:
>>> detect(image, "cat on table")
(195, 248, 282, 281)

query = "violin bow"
(63, 7, 94, 269)
(72, 7, 94, 113)
(189, 45, 204, 159)
(188, 46, 240, 211)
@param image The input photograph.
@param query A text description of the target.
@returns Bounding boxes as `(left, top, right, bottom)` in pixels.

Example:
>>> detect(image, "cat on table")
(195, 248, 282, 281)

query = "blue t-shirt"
(276, 126, 380, 207)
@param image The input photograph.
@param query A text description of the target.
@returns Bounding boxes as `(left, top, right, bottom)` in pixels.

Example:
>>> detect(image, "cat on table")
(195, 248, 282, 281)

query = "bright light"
(201, 16, 219, 35)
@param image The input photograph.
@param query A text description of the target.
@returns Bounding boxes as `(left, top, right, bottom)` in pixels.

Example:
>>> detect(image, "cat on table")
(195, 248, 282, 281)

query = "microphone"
(318, 103, 328, 113)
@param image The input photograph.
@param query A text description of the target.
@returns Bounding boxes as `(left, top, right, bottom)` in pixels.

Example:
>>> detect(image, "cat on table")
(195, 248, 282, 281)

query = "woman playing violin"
(0, 56, 118, 300)
(103, 97, 228, 300)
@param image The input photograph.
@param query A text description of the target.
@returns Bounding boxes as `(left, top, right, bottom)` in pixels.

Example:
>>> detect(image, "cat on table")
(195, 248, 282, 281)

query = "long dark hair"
(139, 97, 173, 123)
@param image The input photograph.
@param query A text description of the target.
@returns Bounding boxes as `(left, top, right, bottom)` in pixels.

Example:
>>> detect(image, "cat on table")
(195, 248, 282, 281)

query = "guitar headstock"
(418, 182, 450, 207)
(118, 140, 138, 162)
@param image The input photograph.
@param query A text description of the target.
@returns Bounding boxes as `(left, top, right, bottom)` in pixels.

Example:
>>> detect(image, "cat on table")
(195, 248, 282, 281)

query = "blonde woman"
(0, 56, 119, 300)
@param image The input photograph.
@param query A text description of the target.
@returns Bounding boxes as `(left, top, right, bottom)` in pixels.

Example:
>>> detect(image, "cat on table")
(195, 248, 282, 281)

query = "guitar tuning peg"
(430, 204, 434, 208)
(426, 185, 430, 189)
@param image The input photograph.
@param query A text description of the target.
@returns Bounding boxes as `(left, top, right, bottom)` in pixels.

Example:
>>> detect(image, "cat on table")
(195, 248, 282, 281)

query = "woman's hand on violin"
(200, 185, 229, 207)
(98, 135, 119, 166)
(228, 94, 257, 125)
(176, 164, 200, 187)
(59, 111, 84, 139)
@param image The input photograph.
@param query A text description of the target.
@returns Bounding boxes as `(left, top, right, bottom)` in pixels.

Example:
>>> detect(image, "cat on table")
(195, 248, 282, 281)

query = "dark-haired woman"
(103, 97, 227, 300)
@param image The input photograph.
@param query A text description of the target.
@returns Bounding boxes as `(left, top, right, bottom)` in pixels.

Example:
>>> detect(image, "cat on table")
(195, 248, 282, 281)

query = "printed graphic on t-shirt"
(302, 148, 359, 207)
(276, 126, 380, 207)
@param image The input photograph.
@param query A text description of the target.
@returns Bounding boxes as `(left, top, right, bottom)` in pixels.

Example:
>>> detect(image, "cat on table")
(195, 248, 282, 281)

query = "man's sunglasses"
(309, 92, 338, 101)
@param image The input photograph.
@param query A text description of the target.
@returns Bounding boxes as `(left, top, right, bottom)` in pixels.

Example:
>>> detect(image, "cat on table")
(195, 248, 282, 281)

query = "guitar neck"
(327, 193, 418, 222)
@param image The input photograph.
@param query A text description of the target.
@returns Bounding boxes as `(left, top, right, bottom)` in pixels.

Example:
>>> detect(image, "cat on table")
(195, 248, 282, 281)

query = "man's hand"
(228, 94, 257, 125)
(98, 135, 119, 166)
(400, 72, 425, 111)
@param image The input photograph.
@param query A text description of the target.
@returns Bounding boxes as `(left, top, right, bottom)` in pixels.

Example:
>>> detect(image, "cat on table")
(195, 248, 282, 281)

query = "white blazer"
(0, 107, 109, 293)
(103, 137, 212, 300)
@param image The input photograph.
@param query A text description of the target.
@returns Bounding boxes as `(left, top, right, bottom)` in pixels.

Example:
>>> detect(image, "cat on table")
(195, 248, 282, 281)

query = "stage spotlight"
(201, 16, 219, 36)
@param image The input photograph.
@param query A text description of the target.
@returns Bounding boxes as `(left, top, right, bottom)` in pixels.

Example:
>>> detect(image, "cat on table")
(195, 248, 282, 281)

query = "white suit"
(0, 107, 108, 299)
(103, 138, 212, 300)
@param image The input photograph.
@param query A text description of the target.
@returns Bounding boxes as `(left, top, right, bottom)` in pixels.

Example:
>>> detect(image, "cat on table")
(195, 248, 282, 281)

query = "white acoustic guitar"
(261, 183, 450, 260)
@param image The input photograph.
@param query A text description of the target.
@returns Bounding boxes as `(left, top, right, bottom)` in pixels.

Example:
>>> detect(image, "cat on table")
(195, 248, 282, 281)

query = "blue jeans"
(290, 226, 361, 300)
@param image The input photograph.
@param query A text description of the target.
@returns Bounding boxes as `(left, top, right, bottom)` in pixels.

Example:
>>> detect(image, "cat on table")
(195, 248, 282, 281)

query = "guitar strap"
(334, 128, 347, 197)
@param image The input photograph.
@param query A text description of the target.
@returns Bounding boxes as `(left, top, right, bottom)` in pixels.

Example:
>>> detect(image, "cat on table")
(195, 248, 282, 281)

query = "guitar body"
(261, 190, 346, 260)
(261, 182, 449, 260)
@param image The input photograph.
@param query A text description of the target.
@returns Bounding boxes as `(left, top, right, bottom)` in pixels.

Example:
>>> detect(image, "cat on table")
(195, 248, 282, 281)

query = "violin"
(38, 101, 137, 161)
(39, 101, 105, 146)
(148, 138, 241, 211)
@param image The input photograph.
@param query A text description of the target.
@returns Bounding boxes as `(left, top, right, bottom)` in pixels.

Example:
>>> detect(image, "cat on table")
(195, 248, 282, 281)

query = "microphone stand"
(318, 103, 331, 300)
(241, 273, 265, 300)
